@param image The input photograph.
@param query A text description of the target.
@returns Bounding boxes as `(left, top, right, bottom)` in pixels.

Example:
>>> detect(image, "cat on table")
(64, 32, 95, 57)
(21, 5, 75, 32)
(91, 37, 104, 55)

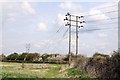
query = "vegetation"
(0, 54, 6, 61)
(3, 53, 67, 64)
(41, 53, 49, 62)
(1, 62, 67, 78)
(98, 51, 120, 79)
(67, 68, 85, 78)
(1, 51, 120, 79)
(6, 53, 19, 60)
(84, 51, 120, 79)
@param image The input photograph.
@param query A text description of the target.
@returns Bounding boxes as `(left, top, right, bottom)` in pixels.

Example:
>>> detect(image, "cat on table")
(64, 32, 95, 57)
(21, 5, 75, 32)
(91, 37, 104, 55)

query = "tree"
(41, 53, 49, 62)
(32, 53, 40, 61)
(18, 53, 28, 61)
(6, 53, 19, 60)
(0, 54, 6, 61)
(18, 53, 40, 62)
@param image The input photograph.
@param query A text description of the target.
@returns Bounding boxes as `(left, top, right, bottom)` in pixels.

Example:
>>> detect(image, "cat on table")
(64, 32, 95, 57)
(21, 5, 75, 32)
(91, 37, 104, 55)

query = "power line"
(47, 28, 69, 54)
(91, 4, 117, 10)
(66, 12, 118, 26)
(66, 17, 118, 29)
(71, 10, 118, 18)
(41, 34, 62, 53)
(41, 25, 67, 54)
(70, 5, 118, 17)
(84, 10, 119, 17)
(87, 17, 119, 23)
(85, 4, 117, 15)
(40, 25, 66, 53)
(56, 25, 64, 33)
(71, 21, 118, 33)
(86, 21, 118, 27)
(79, 27, 117, 33)
(63, 28, 69, 37)
(49, 38, 67, 54)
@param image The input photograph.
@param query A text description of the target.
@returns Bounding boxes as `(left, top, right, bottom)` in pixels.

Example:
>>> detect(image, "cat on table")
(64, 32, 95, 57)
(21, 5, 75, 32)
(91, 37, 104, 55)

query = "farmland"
(0, 62, 86, 78)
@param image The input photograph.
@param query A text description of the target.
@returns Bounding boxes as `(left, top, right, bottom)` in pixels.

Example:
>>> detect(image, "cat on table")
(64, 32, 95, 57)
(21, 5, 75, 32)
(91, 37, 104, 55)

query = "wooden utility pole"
(64, 13, 85, 67)
(68, 15, 71, 66)
(64, 13, 72, 66)
(76, 16, 79, 62)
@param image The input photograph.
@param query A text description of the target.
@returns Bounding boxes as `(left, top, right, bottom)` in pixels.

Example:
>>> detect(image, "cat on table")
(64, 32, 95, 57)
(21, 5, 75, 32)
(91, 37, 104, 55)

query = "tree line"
(0, 52, 68, 63)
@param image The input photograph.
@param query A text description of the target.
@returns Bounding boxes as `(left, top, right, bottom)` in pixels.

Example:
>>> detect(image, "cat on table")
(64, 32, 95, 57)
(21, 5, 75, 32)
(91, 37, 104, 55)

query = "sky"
(0, 0, 119, 57)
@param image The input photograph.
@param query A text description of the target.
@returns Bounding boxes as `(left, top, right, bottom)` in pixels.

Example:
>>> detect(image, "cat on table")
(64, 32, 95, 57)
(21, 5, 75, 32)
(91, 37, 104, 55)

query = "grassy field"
(0, 62, 86, 78)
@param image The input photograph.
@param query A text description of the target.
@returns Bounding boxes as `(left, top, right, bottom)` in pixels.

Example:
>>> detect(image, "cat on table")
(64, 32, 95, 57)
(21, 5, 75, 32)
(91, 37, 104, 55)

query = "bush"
(69, 54, 88, 69)
(67, 68, 85, 78)
(85, 52, 120, 79)
(99, 51, 120, 79)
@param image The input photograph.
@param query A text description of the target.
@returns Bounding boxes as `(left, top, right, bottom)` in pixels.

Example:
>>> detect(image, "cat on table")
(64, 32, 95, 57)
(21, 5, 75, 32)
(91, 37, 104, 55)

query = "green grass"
(42, 67, 60, 78)
(67, 68, 86, 78)
(0, 62, 67, 78)
(0, 62, 88, 78)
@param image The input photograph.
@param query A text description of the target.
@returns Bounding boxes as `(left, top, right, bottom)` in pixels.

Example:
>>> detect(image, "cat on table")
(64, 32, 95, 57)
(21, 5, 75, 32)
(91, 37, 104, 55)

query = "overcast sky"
(0, 0, 119, 57)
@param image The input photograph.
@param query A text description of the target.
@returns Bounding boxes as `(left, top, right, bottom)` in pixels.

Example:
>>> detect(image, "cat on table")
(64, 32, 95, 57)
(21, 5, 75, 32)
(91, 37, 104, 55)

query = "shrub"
(85, 52, 120, 79)
(67, 68, 85, 78)
(99, 51, 120, 79)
